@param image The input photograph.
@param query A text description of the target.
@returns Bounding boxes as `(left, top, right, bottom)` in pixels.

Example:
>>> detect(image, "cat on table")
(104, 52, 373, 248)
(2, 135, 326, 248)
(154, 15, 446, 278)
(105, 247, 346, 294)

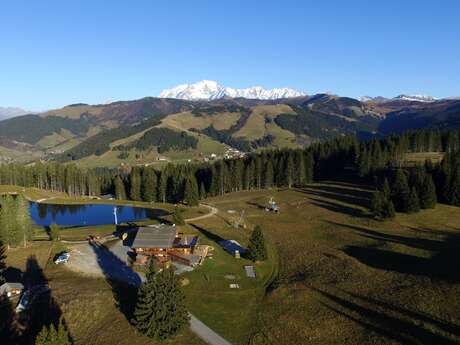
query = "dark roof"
(132, 225, 176, 249)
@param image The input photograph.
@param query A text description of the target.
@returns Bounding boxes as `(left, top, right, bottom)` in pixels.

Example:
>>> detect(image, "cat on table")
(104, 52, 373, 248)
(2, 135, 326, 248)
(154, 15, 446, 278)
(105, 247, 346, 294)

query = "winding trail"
(186, 203, 218, 222)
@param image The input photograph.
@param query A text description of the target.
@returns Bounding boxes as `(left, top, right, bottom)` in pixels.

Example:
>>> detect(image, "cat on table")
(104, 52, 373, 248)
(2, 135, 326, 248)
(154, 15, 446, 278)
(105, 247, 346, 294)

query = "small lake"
(29, 202, 169, 227)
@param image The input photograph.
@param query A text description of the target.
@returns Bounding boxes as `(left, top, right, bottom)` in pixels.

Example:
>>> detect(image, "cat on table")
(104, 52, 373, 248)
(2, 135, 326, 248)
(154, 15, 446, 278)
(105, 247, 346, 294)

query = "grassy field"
(3, 181, 460, 344)
(180, 217, 278, 345)
(203, 183, 460, 345)
(403, 152, 445, 165)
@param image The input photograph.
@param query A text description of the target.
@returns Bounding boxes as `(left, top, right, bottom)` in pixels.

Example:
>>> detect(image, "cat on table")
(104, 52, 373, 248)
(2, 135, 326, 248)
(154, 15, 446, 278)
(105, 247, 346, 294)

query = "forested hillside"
(2, 129, 460, 214)
(1, 95, 460, 167)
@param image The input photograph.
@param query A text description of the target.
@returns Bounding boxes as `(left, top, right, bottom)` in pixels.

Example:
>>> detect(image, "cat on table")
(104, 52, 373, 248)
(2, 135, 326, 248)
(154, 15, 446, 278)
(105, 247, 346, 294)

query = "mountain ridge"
(159, 80, 305, 100)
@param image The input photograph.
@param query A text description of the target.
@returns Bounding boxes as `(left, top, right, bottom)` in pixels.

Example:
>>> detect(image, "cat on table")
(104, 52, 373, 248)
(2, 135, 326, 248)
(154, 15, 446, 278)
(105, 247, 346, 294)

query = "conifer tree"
(382, 199, 396, 219)
(114, 176, 127, 200)
(17, 195, 32, 247)
(419, 175, 437, 209)
(141, 167, 157, 202)
(35, 318, 71, 345)
(446, 166, 460, 206)
(382, 178, 391, 200)
(183, 174, 199, 206)
(247, 225, 267, 262)
(371, 191, 385, 219)
(172, 207, 185, 226)
(133, 266, 189, 340)
(407, 187, 421, 213)
(199, 183, 206, 200)
(130, 167, 142, 201)
(49, 223, 60, 241)
(157, 171, 168, 203)
(392, 170, 411, 212)
(262, 160, 274, 189)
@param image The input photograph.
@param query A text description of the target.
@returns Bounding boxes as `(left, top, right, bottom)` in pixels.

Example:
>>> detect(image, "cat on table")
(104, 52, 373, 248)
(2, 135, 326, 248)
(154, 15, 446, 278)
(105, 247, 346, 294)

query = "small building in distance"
(131, 224, 201, 267)
(0, 282, 24, 299)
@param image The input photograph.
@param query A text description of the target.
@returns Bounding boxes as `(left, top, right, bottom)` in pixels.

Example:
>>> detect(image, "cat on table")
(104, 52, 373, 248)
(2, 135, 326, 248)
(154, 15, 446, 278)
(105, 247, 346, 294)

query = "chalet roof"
(132, 224, 176, 249)
(0, 282, 24, 295)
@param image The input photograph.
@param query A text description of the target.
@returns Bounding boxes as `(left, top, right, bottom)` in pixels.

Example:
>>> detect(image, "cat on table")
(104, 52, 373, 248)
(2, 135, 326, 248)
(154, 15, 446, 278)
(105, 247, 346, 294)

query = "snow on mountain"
(0, 106, 28, 120)
(393, 94, 437, 102)
(159, 80, 305, 100)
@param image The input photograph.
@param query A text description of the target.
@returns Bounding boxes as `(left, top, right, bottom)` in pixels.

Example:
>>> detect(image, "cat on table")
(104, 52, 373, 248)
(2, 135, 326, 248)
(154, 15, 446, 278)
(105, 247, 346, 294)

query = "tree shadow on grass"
(313, 287, 460, 345)
(19, 255, 73, 345)
(328, 221, 460, 283)
(89, 241, 140, 323)
(308, 197, 368, 218)
(188, 223, 226, 244)
(299, 184, 373, 208)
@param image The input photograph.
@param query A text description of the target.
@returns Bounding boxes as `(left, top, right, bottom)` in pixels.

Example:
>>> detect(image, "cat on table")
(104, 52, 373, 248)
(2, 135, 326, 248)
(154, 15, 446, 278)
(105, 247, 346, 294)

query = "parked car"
(54, 252, 70, 264)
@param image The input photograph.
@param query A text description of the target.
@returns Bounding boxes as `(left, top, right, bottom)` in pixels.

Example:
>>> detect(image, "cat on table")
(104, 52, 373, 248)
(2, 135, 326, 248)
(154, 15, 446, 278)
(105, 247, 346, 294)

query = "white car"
(54, 252, 70, 264)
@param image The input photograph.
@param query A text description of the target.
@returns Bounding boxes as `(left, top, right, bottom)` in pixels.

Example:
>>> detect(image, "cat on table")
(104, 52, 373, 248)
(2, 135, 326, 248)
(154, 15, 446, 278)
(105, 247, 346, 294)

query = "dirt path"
(186, 203, 218, 222)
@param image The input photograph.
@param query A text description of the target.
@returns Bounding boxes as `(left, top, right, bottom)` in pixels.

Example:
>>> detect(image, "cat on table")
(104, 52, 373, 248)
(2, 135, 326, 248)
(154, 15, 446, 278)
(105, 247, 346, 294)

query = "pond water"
(29, 202, 169, 227)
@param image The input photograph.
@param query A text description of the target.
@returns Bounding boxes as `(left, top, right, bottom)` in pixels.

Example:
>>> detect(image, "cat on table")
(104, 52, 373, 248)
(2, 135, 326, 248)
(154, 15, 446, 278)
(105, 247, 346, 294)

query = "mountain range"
(159, 80, 305, 100)
(0, 87, 459, 167)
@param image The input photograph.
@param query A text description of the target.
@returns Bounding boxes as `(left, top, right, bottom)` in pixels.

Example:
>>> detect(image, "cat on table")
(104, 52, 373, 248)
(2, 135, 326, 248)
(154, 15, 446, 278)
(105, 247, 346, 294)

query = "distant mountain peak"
(159, 80, 305, 100)
(0, 106, 29, 120)
(393, 94, 437, 102)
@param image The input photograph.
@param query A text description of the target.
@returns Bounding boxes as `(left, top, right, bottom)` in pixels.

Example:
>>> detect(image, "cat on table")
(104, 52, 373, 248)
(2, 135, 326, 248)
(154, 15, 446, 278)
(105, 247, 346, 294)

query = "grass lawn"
(180, 218, 277, 345)
(203, 183, 460, 345)
(3, 181, 460, 345)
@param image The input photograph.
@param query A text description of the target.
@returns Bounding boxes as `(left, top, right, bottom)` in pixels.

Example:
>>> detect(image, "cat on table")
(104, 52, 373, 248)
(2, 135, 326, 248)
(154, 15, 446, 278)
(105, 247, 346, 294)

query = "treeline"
(115, 148, 313, 206)
(2, 128, 460, 216)
(117, 127, 198, 153)
(0, 163, 109, 196)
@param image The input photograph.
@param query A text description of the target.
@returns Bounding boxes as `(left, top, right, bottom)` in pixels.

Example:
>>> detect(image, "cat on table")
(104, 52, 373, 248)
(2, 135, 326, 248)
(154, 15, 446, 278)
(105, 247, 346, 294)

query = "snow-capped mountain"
(358, 96, 389, 103)
(0, 106, 28, 120)
(159, 80, 305, 100)
(393, 94, 437, 102)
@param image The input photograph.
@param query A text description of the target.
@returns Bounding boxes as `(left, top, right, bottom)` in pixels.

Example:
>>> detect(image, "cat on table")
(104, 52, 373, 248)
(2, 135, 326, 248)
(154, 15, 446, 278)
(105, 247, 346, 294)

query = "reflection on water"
(30, 202, 168, 226)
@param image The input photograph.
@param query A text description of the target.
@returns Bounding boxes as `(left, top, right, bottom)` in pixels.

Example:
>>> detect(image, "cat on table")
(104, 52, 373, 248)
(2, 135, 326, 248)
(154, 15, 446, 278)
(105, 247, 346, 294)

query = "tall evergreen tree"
(371, 191, 385, 219)
(407, 187, 421, 213)
(183, 174, 199, 206)
(262, 160, 274, 189)
(141, 167, 157, 202)
(247, 225, 267, 262)
(391, 170, 411, 212)
(172, 207, 185, 226)
(17, 195, 32, 247)
(114, 176, 127, 200)
(157, 171, 168, 203)
(133, 266, 189, 340)
(130, 167, 142, 201)
(446, 165, 460, 206)
(419, 175, 437, 209)
(382, 178, 391, 200)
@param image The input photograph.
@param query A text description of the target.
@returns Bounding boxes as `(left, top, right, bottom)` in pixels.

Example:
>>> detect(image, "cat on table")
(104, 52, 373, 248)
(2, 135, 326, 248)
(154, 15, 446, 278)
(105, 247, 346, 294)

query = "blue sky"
(1, 0, 459, 110)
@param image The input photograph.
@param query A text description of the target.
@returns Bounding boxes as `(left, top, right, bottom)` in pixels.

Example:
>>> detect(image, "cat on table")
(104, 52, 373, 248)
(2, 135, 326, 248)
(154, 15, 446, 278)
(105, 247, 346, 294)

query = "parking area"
(65, 239, 193, 285)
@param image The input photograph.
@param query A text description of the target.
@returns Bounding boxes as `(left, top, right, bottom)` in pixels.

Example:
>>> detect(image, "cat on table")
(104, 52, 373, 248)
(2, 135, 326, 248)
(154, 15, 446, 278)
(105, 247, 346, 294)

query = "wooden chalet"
(131, 224, 200, 266)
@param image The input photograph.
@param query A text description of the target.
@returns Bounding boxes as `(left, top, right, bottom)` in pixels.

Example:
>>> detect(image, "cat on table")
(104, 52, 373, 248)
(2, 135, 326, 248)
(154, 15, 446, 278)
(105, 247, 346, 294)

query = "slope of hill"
(378, 99, 460, 134)
(1, 94, 460, 167)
